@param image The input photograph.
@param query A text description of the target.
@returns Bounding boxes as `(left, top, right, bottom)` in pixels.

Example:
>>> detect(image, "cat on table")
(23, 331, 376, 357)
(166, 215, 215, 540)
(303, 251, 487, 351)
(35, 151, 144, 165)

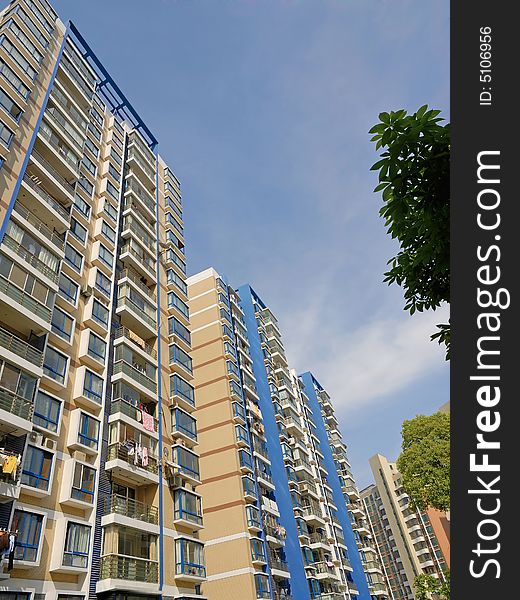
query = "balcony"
(170, 445, 200, 485)
(19, 173, 71, 233)
(103, 494, 159, 529)
(126, 147, 156, 189)
(12, 201, 65, 253)
(175, 538, 205, 582)
(98, 554, 159, 594)
(0, 449, 22, 502)
(170, 375, 196, 413)
(120, 241, 157, 283)
(114, 326, 157, 360)
(124, 175, 156, 219)
(121, 215, 156, 255)
(1, 234, 59, 285)
(58, 52, 95, 106)
(37, 123, 81, 178)
(171, 407, 197, 447)
(173, 488, 204, 530)
(117, 268, 156, 302)
(0, 326, 44, 373)
(112, 360, 157, 398)
(0, 387, 34, 436)
(29, 150, 76, 203)
(314, 562, 339, 580)
(106, 443, 159, 486)
(110, 397, 158, 435)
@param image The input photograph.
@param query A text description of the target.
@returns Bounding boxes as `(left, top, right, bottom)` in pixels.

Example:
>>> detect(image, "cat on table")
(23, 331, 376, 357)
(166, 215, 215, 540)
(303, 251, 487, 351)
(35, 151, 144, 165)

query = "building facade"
(188, 268, 388, 600)
(0, 1, 205, 600)
(361, 455, 450, 600)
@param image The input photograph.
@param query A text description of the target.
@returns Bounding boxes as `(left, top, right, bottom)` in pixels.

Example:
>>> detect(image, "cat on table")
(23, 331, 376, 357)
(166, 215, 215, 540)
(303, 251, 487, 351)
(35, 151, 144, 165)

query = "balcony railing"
(0, 326, 44, 367)
(30, 151, 76, 194)
(125, 178, 155, 214)
(117, 295, 157, 329)
(107, 444, 159, 475)
(103, 494, 158, 525)
(13, 202, 65, 250)
(2, 235, 59, 283)
(99, 554, 158, 583)
(120, 243, 156, 275)
(38, 125, 81, 173)
(111, 398, 158, 433)
(114, 327, 157, 359)
(268, 554, 289, 572)
(0, 274, 52, 323)
(0, 387, 33, 421)
(112, 360, 157, 393)
(22, 173, 71, 219)
(118, 268, 156, 300)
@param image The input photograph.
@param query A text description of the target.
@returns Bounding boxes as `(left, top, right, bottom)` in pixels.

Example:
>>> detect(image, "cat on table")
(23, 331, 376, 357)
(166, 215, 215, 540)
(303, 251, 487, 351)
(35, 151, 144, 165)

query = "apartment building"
(360, 455, 450, 600)
(0, 2, 205, 600)
(188, 268, 388, 600)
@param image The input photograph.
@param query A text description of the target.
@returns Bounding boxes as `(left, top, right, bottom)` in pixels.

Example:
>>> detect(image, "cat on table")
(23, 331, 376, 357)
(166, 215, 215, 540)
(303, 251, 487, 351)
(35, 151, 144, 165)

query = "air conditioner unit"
(43, 437, 57, 451)
(81, 285, 94, 298)
(29, 431, 43, 446)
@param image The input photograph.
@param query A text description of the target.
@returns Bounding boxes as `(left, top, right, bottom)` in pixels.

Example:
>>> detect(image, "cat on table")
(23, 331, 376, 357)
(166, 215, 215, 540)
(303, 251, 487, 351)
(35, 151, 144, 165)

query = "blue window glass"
(170, 375, 195, 407)
(92, 299, 109, 328)
(172, 408, 197, 441)
(174, 489, 202, 525)
(43, 346, 67, 384)
(21, 445, 53, 491)
(95, 269, 111, 297)
(0, 120, 14, 147)
(71, 462, 95, 504)
(169, 344, 192, 374)
(64, 243, 83, 272)
(87, 332, 106, 362)
(78, 412, 99, 449)
(174, 446, 200, 479)
(62, 522, 91, 568)
(12, 510, 43, 562)
(168, 317, 191, 346)
(83, 369, 103, 404)
(59, 273, 78, 304)
(33, 390, 61, 433)
(51, 306, 73, 341)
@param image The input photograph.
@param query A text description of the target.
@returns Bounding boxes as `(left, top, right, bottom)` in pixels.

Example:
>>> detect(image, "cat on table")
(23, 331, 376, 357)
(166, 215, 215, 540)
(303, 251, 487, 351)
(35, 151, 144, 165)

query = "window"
(77, 175, 94, 198)
(170, 375, 195, 406)
(103, 200, 117, 221)
(71, 462, 96, 504)
(59, 272, 78, 305)
(175, 538, 205, 577)
(168, 317, 191, 345)
(81, 155, 96, 176)
(33, 391, 61, 433)
(87, 122, 101, 141)
(12, 511, 43, 562)
(168, 292, 189, 319)
(22, 445, 53, 491)
(92, 298, 109, 328)
(101, 220, 116, 244)
(51, 306, 74, 341)
(69, 218, 87, 244)
(6, 6, 48, 48)
(235, 424, 248, 444)
(64, 243, 83, 272)
(169, 344, 192, 374)
(165, 248, 186, 273)
(0, 88, 22, 121)
(174, 489, 202, 525)
(43, 346, 68, 384)
(87, 331, 106, 363)
(3, 20, 43, 63)
(78, 412, 99, 449)
(108, 163, 120, 182)
(255, 573, 271, 598)
(84, 136, 99, 158)
(0, 36, 37, 80)
(106, 180, 119, 200)
(0, 361, 37, 414)
(63, 522, 91, 568)
(246, 505, 261, 529)
(73, 194, 91, 218)
(0, 120, 14, 147)
(95, 269, 111, 297)
(174, 446, 200, 479)
(0, 60, 30, 99)
(83, 369, 103, 404)
(166, 269, 187, 295)
(98, 244, 113, 269)
(172, 408, 197, 441)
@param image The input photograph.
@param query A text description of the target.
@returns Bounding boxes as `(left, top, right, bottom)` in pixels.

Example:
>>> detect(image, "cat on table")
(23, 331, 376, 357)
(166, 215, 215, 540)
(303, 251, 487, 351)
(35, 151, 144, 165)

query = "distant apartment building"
(0, 1, 205, 599)
(361, 455, 450, 600)
(187, 268, 388, 600)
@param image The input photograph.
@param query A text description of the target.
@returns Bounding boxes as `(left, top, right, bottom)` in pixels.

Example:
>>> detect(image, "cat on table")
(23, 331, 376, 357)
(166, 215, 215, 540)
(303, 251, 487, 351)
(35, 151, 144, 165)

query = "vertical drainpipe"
(154, 149, 165, 595)
(0, 22, 70, 237)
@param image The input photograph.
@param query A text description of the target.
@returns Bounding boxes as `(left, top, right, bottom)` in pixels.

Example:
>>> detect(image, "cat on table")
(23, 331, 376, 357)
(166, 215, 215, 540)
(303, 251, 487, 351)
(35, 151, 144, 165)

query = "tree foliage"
(414, 571, 450, 600)
(397, 412, 450, 512)
(369, 106, 450, 358)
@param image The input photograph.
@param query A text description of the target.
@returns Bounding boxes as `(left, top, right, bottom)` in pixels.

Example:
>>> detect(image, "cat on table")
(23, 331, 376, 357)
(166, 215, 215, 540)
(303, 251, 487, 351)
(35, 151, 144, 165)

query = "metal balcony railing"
(0, 387, 33, 421)
(0, 326, 44, 367)
(103, 494, 159, 525)
(99, 554, 158, 583)
(0, 274, 52, 323)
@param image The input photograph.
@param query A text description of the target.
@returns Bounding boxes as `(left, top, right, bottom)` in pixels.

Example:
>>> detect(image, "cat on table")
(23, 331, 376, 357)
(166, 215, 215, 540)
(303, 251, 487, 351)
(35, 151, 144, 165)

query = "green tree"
(397, 412, 450, 512)
(414, 571, 450, 600)
(369, 106, 450, 358)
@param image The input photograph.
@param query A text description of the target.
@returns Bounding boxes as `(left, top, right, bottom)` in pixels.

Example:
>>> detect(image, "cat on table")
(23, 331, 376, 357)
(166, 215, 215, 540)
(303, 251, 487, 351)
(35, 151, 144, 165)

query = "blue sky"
(52, 0, 450, 487)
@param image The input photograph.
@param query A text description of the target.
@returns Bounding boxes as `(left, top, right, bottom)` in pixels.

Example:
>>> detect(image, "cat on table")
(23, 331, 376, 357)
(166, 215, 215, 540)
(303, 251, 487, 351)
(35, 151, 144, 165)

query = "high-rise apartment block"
(0, 2, 205, 600)
(187, 268, 389, 600)
(361, 455, 450, 600)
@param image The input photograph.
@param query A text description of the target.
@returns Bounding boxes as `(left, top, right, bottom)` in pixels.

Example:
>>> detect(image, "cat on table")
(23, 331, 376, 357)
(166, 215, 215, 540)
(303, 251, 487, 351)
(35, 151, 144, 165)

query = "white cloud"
(282, 300, 449, 416)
